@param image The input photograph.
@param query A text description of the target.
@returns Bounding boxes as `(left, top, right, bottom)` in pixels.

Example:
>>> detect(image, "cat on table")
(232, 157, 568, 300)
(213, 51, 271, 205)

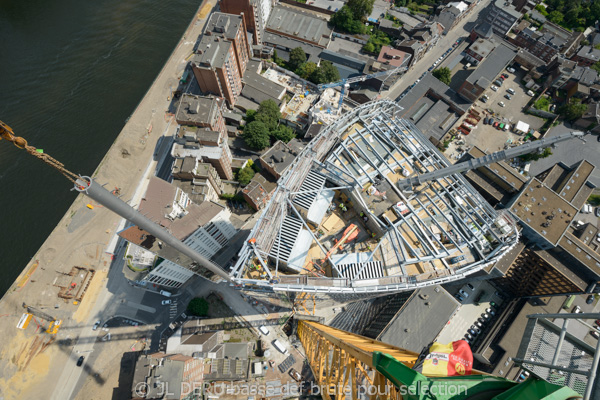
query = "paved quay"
(0, 1, 216, 399)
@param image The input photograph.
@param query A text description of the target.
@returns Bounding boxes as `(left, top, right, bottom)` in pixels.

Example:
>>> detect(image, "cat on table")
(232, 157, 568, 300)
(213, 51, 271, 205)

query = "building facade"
(205, 13, 251, 79)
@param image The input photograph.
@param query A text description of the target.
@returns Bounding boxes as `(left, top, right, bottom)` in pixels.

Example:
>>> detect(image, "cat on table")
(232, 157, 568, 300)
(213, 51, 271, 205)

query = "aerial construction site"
(230, 100, 521, 297)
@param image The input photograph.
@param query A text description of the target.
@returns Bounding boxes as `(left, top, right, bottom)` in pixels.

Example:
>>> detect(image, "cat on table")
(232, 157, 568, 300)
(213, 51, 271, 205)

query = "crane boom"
(397, 131, 585, 191)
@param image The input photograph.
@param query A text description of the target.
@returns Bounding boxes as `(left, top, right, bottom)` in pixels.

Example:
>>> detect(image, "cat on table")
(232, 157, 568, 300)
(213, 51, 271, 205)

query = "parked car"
(162, 300, 172, 305)
(502, 73, 509, 78)
(467, 283, 475, 291)
(491, 85, 498, 91)
(481, 96, 488, 103)
(489, 118, 495, 125)
(475, 321, 484, 328)
(465, 332, 474, 340)
(485, 307, 496, 316)
(587, 295, 595, 304)
(504, 94, 512, 100)
(507, 67, 516, 73)
(597, 135, 600, 142)
(573, 305, 582, 313)
(482, 313, 491, 320)
(498, 101, 506, 107)
(591, 330, 600, 339)
(507, 88, 515, 95)
(490, 301, 498, 309)
(527, 90, 535, 96)
(494, 79, 503, 86)
(77, 356, 85, 367)
(459, 289, 469, 298)
(92, 320, 101, 331)
(455, 294, 464, 302)
(477, 317, 487, 325)
(493, 122, 499, 128)
(467, 328, 477, 336)
(471, 325, 481, 334)
(596, 207, 600, 217)
(499, 76, 506, 80)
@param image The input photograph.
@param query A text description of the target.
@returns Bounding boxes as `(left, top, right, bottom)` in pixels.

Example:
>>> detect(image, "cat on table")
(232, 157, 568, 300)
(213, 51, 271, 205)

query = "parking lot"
(446, 66, 547, 156)
(437, 280, 505, 345)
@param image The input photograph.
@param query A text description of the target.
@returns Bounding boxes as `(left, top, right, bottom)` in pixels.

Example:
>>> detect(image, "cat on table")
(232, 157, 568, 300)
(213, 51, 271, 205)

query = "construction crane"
(397, 131, 585, 191)
(297, 319, 582, 400)
(0, 120, 232, 282)
(320, 223, 359, 265)
(317, 55, 411, 110)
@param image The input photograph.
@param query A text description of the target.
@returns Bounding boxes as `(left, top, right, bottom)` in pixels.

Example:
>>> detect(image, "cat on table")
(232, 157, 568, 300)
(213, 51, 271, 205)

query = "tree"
(237, 163, 256, 186)
(547, 10, 564, 24)
(519, 147, 552, 162)
(319, 60, 340, 84)
(558, 99, 587, 121)
(534, 4, 549, 16)
(363, 42, 375, 53)
(347, 0, 375, 20)
(297, 62, 318, 80)
(289, 47, 307, 71)
(271, 125, 296, 143)
(243, 121, 270, 150)
(565, 8, 579, 26)
(245, 109, 257, 124)
(432, 67, 451, 85)
(258, 99, 281, 123)
(592, 61, 600, 74)
(187, 298, 209, 317)
(330, 6, 366, 34)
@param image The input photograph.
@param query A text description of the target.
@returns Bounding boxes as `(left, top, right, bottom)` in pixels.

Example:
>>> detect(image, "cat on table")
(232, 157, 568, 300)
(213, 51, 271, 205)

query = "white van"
(259, 326, 270, 335)
(272, 339, 289, 355)
(159, 290, 172, 297)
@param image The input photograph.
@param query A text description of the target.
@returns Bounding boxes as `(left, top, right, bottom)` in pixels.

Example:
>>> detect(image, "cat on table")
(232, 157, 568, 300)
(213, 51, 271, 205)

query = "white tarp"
(515, 120, 529, 133)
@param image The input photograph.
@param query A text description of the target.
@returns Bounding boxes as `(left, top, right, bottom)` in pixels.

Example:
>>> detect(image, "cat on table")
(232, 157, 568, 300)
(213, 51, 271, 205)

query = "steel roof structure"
(230, 101, 520, 298)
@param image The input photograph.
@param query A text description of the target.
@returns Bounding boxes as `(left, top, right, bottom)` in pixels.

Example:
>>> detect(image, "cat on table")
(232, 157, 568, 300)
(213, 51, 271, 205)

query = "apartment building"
(511, 22, 581, 64)
(205, 13, 251, 79)
(175, 95, 226, 140)
(484, 0, 521, 37)
(219, 0, 273, 45)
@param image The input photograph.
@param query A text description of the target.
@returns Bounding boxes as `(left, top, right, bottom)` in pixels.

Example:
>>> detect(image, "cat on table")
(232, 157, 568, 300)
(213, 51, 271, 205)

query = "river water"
(0, 0, 200, 296)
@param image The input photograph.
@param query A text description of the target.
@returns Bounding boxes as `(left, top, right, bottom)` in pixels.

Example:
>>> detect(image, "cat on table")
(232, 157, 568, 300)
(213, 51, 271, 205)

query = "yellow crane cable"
(0, 120, 80, 184)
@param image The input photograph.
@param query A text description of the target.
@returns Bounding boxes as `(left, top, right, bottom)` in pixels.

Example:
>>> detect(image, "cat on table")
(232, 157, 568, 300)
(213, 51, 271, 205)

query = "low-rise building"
(572, 46, 600, 67)
(266, 5, 332, 48)
(435, 1, 469, 35)
(172, 157, 223, 202)
(258, 140, 297, 180)
(376, 46, 410, 68)
(242, 171, 277, 211)
(464, 37, 497, 65)
(175, 95, 226, 141)
(458, 41, 517, 102)
(132, 352, 204, 400)
(241, 70, 286, 108)
(484, 0, 522, 37)
(511, 22, 582, 64)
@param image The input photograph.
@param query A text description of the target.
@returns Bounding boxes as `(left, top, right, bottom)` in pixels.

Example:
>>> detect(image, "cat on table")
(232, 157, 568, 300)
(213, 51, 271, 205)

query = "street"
(384, 0, 492, 101)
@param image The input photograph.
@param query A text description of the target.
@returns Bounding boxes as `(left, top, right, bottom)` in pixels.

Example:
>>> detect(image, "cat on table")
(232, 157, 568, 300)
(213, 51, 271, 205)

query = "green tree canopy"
(243, 121, 270, 150)
(592, 61, 600, 74)
(347, 0, 375, 20)
(319, 60, 341, 84)
(558, 99, 587, 122)
(330, 6, 367, 34)
(254, 99, 281, 130)
(187, 298, 209, 316)
(271, 125, 296, 143)
(519, 147, 552, 162)
(432, 67, 451, 85)
(547, 10, 564, 24)
(237, 163, 256, 186)
(297, 62, 318, 80)
(289, 47, 307, 71)
(245, 109, 257, 124)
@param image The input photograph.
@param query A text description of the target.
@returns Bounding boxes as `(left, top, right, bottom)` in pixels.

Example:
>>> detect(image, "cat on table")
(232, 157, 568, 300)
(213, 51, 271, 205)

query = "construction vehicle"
(297, 320, 582, 400)
(320, 223, 359, 264)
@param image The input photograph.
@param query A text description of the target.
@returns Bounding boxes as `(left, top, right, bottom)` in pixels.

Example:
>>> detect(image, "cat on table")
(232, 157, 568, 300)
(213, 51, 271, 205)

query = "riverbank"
(0, 1, 215, 398)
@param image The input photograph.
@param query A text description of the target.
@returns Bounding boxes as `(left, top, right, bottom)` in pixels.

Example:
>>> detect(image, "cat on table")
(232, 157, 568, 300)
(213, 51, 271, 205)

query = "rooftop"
(176, 94, 221, 127)
(467, 38, 496, 58)
(241, 70, 286, 105)
(230, 101, 520, 295)
(376, 46, 410, 68)
(194, 35, 233, 70)
(205, 12, 244, 40)
(466, 42, 517, 86)
(261, 32, 323, 62)
(576, 46, 600, 62)
(259, 140, 297, 176)
(508, 178, 577, 247)
(266, 5, 331, 47)
(377, 285, 460, 353)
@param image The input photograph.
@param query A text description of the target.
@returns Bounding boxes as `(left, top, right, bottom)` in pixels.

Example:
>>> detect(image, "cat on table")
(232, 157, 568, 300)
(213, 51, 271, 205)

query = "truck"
(272, 339, 289, 355)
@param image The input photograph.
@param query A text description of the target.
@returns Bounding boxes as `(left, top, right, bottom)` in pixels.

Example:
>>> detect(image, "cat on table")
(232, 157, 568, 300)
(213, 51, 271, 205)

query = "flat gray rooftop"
(266, 5, 331, 47)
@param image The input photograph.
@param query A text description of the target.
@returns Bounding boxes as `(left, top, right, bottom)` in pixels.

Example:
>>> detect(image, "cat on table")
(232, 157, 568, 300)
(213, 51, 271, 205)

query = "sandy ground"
(0, 1, 216, 399)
